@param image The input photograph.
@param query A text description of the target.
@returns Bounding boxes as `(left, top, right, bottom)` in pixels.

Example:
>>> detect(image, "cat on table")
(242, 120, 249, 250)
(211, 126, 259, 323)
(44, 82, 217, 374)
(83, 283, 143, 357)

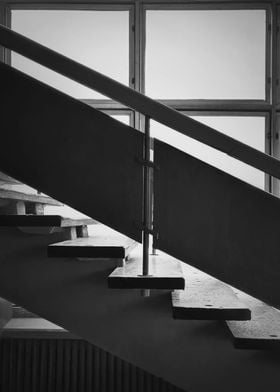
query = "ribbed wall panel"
(0, 339, 186, 392)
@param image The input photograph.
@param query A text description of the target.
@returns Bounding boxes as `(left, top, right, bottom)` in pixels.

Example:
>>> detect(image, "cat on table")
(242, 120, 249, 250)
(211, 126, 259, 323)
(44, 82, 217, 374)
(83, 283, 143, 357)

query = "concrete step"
(2, 318, 75, 339)
(226, 290, 280, 349)
(12, 305, 38, 319)
(0, 297, 12, 330)
(0, 215, 96, 227)
(172, 265, 251, 321)
(0, 172, 20, 185)
(0, 188, 62, 206)
(48, 234, 138, 259)
(108, 252, 185, 290)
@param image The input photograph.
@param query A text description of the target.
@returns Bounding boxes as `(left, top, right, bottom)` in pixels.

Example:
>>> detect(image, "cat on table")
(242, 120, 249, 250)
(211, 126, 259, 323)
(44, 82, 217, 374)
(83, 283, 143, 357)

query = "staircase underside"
(0, 227, 279, 392)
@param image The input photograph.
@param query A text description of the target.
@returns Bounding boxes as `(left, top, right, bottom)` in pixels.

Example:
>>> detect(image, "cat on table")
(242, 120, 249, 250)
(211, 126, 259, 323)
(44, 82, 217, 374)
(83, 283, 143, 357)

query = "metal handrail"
(1, 23, 280, 180)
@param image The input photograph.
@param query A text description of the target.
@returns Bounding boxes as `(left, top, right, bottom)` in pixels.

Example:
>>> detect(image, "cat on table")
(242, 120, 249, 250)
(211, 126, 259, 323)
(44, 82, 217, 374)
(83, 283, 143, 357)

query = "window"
(6, 4, 275, 194)
(11, 9, 130, 99)
(145, 9, 266, 100)
(151, 115, 267, 189)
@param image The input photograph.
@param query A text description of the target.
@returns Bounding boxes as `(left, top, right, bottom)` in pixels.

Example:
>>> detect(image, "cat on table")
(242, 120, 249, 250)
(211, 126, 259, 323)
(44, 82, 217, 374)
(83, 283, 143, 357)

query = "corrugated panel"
(0, 63, 143, 242)
(0, 338, 185, 392)
(154, 139, 280, 307)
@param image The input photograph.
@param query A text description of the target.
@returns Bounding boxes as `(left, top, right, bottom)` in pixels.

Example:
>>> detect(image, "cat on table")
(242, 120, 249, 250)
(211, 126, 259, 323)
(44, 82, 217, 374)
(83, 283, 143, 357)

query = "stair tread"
(13, 305, 38, 318)
(2, 318, 78, 339)
(0, 173, 20, 185)
(172, 265, 251, 320)
(0, 215, 96, 227)
(226, 291, 280, 349)
(4, 317, 64, 331)
(108, 251, 185, 289)
(0, 188, 62, 206)
(49, 232, 138, 258)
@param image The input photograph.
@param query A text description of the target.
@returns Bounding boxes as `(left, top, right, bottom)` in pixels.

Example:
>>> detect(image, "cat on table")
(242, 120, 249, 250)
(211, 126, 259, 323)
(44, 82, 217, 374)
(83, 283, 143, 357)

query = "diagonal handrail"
(0, 23, 280, 180)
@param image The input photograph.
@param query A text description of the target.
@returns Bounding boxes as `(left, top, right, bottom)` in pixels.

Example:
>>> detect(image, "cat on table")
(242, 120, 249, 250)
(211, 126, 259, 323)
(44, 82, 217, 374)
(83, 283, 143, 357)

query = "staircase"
(0, 24, 280, 392)
(0, 188, 183, 391)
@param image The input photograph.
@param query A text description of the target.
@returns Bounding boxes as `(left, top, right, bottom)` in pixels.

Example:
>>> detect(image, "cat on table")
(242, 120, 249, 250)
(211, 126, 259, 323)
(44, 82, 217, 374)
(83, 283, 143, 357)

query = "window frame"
(142, 3, 271, 106)
(149, 110, 270, 191)
(5, 3, 136, 109)
(0, 1, 276, 194)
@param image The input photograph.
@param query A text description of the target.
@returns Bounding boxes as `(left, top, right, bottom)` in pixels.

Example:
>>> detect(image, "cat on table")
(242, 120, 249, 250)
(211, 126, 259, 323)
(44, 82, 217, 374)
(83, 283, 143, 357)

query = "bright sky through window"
(146, 10, 266, 99)
(11, 10, 129, 99)
(151, 116, 266, 188)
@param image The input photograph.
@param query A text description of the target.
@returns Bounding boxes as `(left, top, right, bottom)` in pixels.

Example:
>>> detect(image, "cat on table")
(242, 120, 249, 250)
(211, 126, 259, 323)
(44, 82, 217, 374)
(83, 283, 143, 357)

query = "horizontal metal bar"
(156, 100, 272, 112)
(4, 0, 274, 6)
(137, 225, 155, 235)
(142, 2, 270, 10)
(1, 24, 280, 179)
(81, 100, 129, 110)
(8, 3, 135, 11)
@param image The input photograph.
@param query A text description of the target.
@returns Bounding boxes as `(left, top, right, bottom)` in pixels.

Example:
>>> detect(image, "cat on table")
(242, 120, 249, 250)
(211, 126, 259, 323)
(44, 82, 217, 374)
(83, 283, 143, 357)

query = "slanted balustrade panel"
(0, 63, 143, 242)
(154, 139, 280, 307)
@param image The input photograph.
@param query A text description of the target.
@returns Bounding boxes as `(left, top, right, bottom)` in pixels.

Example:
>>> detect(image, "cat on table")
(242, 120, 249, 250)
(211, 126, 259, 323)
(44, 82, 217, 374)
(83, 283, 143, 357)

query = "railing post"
(142, 116, 151, 279)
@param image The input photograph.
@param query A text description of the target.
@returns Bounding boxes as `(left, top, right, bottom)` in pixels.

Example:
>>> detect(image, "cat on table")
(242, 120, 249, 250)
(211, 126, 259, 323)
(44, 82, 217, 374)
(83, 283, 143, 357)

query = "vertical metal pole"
(271, 4, 279, 196)
(150, 137, 157, 256)
(142, 116, 151, 277)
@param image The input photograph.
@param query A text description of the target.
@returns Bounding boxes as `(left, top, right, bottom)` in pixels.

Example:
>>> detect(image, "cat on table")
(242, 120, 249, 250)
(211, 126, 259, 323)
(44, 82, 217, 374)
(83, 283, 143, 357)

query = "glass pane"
(111, 114, 130, 125)
(151, 116, 266, 189)
(11, 10, 129, 99)
(146, 10, 266, 99)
